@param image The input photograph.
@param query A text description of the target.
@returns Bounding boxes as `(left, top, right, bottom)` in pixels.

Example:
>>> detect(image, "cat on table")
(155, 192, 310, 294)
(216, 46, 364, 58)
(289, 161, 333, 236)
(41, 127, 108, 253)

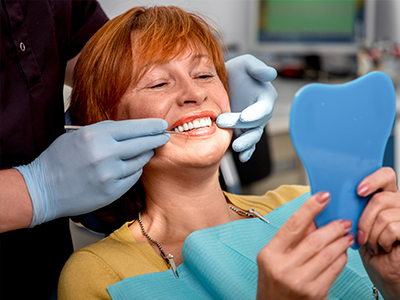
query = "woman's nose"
(176, 78, 207, 106)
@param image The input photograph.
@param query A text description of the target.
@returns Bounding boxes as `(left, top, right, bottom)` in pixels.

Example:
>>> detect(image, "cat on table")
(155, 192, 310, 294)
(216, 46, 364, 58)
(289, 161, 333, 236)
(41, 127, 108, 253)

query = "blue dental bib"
(107, 192, 376, 299)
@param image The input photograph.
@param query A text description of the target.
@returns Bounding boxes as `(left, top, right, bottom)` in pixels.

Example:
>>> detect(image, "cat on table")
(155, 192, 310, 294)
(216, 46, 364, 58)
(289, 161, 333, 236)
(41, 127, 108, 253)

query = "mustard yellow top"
(58, 185, 310, 300)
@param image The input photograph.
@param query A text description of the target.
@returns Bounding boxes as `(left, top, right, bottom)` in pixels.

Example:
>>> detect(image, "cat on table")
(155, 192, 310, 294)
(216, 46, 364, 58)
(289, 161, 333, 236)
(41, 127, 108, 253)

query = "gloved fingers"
(242, 55, 278, 82)
(239, 93, 276, 123)
(217, 112, 269, 129)
(118, 134, 170, 160)
(97, 150, 153, 186)
(114, 170, 143, 198)
(121, 150, 155, 178)
(232, 127, 263, 152)
(238, 145, 256, 163)
(95, 118, 168, 141)
(216, 112, 242, 128)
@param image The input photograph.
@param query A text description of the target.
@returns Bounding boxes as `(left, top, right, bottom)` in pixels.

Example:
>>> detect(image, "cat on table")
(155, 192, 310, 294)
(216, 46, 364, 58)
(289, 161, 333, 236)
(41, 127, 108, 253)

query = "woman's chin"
(147, 128, 232, 171)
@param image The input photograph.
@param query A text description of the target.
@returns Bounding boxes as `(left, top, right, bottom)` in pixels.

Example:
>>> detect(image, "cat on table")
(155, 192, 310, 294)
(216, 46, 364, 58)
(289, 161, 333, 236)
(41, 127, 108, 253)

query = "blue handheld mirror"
(289, 71, 396, 249)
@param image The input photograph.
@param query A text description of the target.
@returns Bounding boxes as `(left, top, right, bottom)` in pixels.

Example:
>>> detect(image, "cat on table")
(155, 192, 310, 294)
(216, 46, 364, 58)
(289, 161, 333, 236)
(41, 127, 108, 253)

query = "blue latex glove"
(217, 54, 277, 162)
(15, 119, 169, 227)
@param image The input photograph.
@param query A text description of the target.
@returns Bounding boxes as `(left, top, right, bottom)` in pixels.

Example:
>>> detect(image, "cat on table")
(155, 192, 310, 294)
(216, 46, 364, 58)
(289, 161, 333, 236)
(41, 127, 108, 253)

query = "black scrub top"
(0, 1, 108, 298)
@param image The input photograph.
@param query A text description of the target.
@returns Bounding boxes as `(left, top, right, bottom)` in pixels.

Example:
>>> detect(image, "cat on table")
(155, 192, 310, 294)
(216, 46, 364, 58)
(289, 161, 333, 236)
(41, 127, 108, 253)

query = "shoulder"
(58, 222, 167, 300)
(58, 234, 123, 300)
(225, 185, 310, 215)
(58, 248, 117, 299)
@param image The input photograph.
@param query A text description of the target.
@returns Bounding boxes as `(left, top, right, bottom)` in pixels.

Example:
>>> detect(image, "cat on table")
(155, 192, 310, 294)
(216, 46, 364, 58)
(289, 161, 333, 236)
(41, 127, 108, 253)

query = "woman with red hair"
(59, 6, 400, 300)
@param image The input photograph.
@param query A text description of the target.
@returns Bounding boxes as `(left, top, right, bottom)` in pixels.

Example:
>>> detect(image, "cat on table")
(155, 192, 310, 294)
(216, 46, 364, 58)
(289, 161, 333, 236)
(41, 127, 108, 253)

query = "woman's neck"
(130, 163, 242, 265)
(141, 165, 234, 230)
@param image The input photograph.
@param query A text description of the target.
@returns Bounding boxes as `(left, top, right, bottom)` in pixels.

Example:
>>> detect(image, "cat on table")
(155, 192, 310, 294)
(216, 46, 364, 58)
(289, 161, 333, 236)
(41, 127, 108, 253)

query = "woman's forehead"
(136, 45, 214, 71)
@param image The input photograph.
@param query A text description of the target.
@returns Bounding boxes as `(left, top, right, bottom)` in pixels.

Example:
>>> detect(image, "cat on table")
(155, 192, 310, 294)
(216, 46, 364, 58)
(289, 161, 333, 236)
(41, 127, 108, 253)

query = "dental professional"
(58, 6, 400, 300)
(0, 0, 277, 299)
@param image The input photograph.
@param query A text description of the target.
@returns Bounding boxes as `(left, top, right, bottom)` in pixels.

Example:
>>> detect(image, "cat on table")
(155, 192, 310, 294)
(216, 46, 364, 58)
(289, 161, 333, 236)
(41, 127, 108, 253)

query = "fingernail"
(357, 230, 365, 245)
(345, 233, 354, 243)
(367, 244, 376, 256)
(316, 192, 330, 204)
(357, 184, 369, 196)
(340, 220, 352, 230)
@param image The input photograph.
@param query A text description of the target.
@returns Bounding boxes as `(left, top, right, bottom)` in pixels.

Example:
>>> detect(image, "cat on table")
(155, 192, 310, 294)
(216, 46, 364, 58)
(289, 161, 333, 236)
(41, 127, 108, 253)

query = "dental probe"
(64, 125, 188, 135)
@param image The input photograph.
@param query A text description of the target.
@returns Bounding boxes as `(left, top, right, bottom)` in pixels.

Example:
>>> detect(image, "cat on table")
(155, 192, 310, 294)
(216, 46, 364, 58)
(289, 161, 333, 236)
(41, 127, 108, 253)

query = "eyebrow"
(142, 53, 211, 70)
(190, 53, 211, 64)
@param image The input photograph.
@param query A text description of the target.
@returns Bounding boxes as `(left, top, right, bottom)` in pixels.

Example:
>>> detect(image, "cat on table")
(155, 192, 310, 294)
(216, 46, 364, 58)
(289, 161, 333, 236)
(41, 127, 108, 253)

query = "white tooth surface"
(172, 117, 212, 132)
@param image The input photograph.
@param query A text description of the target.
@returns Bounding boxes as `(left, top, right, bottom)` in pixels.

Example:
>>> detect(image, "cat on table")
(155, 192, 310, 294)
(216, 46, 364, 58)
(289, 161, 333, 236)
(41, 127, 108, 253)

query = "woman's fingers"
(257, 220, 352, 299)
(377, 219, 400, 253)
(308, 252, 348, 297)
(357, 167, 400, 249)
(257, 192, 355, 299)
(288, 219, 353, 270)
(357, 167, 398, 197)
(268, 192, 331, 253)
(303, 232, 353, 282)
(367, 206, 400, 253)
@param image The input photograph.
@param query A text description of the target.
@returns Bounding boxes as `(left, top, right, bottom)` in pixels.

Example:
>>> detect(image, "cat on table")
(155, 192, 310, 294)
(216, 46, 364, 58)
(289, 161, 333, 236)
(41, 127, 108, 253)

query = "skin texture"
(256, 192, 353, 300)
(256, 167, 400, 300)
(356, 167, 400, 300)
(117, 48, 232, 173)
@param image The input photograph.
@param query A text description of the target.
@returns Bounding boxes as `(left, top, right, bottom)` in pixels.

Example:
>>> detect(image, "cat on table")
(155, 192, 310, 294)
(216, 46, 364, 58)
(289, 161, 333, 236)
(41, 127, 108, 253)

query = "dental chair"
(220, 128, 272, 194)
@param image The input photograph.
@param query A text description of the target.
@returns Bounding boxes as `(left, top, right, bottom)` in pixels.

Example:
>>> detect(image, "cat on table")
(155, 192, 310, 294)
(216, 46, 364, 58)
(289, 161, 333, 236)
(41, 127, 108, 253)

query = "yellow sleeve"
(58, 250, 119, 300)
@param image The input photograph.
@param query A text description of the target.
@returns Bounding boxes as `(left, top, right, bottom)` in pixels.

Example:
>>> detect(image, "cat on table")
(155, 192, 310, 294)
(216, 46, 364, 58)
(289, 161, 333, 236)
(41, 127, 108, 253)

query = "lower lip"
(172, 123, 217, 137)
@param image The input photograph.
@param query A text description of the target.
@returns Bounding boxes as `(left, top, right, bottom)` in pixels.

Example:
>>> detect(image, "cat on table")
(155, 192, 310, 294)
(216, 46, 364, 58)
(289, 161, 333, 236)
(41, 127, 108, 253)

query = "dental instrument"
(64, 125, 188, 135)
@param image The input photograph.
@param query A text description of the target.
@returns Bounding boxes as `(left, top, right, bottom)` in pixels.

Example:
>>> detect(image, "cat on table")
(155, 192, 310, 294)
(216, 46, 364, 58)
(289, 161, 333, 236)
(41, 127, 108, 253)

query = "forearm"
(0, 168, 33, 233)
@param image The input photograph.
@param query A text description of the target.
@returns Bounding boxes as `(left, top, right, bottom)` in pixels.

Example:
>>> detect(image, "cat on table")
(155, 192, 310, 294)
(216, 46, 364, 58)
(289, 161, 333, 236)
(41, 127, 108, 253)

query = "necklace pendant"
(248, 209, 270, 224)
(166, 254, 179, 279)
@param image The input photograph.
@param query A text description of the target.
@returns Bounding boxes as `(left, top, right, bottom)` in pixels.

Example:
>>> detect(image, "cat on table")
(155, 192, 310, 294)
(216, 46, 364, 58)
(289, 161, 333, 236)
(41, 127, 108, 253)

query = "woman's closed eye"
(195, 73, 215, 80)
(149, 82, 168, 89)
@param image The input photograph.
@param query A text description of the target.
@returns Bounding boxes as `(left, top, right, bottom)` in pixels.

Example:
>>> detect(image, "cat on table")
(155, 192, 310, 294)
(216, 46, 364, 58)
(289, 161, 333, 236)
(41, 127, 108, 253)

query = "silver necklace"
(138, 211, 179, 278)
(138, 205, 269, 279)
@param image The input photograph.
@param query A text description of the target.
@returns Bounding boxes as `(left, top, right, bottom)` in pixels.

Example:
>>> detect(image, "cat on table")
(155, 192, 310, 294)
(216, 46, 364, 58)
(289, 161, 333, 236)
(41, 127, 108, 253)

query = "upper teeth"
(173, 117, 212, 133)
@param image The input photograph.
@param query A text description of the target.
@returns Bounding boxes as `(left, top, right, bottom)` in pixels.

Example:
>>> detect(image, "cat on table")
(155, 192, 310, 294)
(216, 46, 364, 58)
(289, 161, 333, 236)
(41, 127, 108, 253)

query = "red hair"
(69, 6, 229, 232)
(70, 5, 228, 125)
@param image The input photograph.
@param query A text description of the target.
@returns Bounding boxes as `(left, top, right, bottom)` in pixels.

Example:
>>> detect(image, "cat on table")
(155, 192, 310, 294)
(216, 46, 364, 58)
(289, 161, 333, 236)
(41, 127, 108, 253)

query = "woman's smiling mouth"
(172, 117, 212, 133)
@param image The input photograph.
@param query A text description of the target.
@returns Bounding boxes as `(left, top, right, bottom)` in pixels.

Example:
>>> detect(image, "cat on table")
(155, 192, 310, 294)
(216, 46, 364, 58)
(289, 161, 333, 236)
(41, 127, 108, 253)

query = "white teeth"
(173, 117, 212, 133)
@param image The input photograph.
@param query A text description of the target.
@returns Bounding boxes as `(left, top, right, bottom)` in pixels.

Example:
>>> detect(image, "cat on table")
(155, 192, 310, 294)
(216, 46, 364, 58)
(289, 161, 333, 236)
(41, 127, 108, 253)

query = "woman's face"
(116, 47, 232, 171)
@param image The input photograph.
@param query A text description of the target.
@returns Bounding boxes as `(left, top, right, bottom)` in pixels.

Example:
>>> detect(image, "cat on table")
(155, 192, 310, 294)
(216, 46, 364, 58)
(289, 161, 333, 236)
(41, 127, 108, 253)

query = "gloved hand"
(217, 54, 278, 162)
(15, 119, 169, 228)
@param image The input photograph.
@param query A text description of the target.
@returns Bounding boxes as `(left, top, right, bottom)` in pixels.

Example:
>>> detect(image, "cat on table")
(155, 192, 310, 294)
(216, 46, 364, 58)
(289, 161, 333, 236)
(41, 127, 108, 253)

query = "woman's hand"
(256, 192, 354, 300)
(356, 167, 400, 300)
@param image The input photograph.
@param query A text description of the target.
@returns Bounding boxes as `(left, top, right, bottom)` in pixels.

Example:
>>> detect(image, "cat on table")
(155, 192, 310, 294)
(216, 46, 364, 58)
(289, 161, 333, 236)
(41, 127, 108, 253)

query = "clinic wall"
(97, 0, 250, 57)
